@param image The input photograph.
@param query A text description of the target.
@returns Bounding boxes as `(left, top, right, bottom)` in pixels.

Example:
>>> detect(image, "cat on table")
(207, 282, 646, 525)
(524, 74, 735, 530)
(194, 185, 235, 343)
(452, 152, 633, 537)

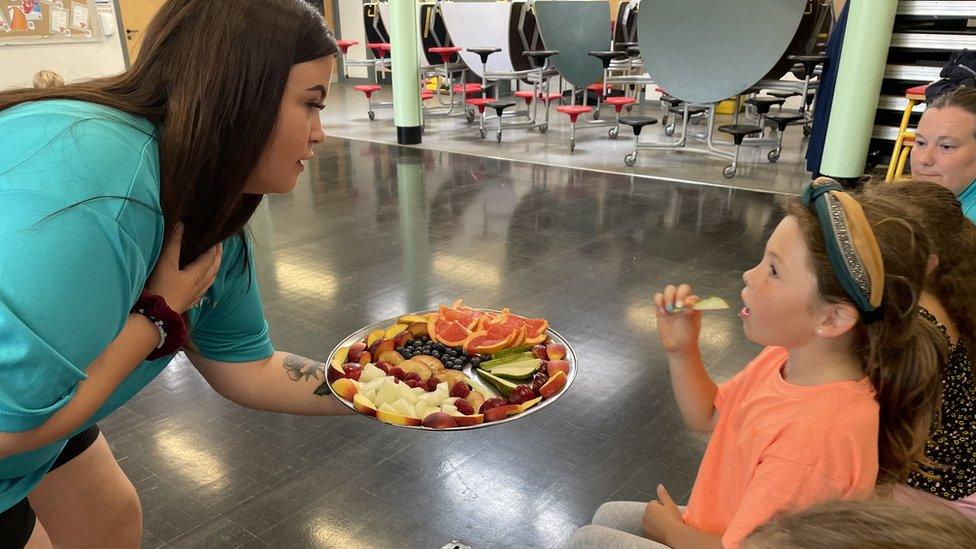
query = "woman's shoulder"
(0, 99, 155, 138)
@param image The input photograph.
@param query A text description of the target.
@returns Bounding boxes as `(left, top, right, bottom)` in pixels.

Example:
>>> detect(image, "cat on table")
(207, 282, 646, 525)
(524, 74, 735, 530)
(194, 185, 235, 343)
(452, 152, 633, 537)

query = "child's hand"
(654, 284, 703, 355)
(642, 484, 684, 544)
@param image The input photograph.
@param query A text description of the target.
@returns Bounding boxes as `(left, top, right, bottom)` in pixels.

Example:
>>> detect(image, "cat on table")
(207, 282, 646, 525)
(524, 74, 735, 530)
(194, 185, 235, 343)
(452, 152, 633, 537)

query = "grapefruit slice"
(429, 318, 470, 347)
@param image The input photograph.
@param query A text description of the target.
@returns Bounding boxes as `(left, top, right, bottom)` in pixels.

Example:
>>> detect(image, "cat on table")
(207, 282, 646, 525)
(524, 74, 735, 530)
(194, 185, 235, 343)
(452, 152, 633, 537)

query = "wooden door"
(117, 0, 165, 63)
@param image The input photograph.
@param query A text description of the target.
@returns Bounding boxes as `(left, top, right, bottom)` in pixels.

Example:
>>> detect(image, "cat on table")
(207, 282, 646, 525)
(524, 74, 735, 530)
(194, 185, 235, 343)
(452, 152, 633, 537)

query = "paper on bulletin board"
(95, 2, 114, 36)
(50, 5, 68, 35)
(70, 1, 88, 31)
(0, 9, 10, 33)
(22, 0, 42, 21)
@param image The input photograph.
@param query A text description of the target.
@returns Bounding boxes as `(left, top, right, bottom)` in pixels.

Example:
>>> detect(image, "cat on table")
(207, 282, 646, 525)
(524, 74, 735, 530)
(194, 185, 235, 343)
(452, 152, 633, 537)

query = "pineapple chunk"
(359, 364, 386, 384)
(391, 398, 416, 418)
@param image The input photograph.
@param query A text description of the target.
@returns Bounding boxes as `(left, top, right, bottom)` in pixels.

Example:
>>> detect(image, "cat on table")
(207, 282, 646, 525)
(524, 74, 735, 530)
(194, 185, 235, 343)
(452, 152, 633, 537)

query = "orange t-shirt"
(683, 346, 879, 548)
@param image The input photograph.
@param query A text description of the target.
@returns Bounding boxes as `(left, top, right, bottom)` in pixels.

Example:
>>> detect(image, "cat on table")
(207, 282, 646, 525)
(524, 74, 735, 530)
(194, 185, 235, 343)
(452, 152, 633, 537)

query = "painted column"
(388, 0, 423, 144)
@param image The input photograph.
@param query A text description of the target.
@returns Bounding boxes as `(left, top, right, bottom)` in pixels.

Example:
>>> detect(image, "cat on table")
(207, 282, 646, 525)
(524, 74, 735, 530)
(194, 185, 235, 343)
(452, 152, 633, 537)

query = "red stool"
(354, 84, 382, 120)
(367, 42, 391, 58)
(336, 39, 359, 55)
(556, 105, 593, 151)
(604, 96, 638, 139)
(454, 83, 483, 96)
(465, 97, 494, 137)
(428, 46, 462, 65)
(514, 90, 535, 106)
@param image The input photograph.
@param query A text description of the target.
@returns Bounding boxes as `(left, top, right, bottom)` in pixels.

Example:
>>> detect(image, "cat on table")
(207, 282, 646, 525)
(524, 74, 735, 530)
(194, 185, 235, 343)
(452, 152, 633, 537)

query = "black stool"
(763, 112, 804, 162)
(486, 100, 517, 142)
(665, 104, 707, 136)
(614, 41, 637, 53)
(717, 124, 762, 178)
(619, 116, 659, 166)
(588, 50, 626, 69)
(745, 96, 785, 133)
(465, 47, 502, 123)
(788, 54, 828, 134)
(523, 50, 559, 71)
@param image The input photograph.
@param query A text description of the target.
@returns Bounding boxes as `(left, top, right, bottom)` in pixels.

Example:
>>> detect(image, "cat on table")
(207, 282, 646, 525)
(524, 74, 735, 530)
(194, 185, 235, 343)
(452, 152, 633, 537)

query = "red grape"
(449, 382, 471, 398)
(342, 363, 363, 381)
(480, 397, 508, 414)
(390, 367, 406, 381)
(454, 399, 474, 415)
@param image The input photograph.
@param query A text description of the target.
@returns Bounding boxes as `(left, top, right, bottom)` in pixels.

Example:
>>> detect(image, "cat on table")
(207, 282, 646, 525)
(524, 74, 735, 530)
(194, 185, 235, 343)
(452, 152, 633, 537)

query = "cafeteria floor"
(104, 135, 781, 548)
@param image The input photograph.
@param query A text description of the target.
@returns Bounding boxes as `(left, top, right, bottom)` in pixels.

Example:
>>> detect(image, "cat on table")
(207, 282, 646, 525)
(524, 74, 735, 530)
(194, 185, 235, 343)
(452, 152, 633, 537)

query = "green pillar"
(388, 0, 423, 145)
(396, 149, 430, 307)
(820, 0, 897, 178)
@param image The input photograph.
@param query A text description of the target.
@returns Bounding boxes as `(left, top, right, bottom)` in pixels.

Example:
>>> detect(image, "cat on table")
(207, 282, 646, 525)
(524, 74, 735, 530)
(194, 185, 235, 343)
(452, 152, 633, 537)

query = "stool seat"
(454, 83, 484, 95)
(514, 90, 535, 99)
(420, 90, 435, 100)
(605, 96, 637, 106)
(746, 96, 786, 115)
(587, 83, 611, 95)
(487, 100, 517, 111)
(668, 105, 707, 115)
(468, 47, 502, 64)
(767, 91, 800, 99)
(619, 116, 659, 135)
(745, 96, 785, 107)
(660, 94, 682, 107)
(614, 42, 637, 51)
(429, 46, 461, 54)
(588, 50, 627, 69)
(367, 43, 391, 58)
(906, 84, 928, 98)
(354, 84, 382, 93)
(523, 50, 559, 66)
(788, 54, 829, 63)
(336, 39, 359, 54)
(765, 112, 804, 123)
(718, 124, 762, 138)
(556, 105, 593, 115)
(537, 92, 562, 103)
(465, 97, 493, 113)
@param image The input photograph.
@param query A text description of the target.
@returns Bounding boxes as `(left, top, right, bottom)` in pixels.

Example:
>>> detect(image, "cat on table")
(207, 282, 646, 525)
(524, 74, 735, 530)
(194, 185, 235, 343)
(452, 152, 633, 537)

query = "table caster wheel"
(479, 127, 487, 139)
(624, 152, 637, 166)
(767, 149, 781, 163)
(496, 131, 502, 143)
(609, 126, 619, 139)
(539, 124, 548, 134)
(570, 138, 576, 152)
(803, 125, 811, 137)
(368, 110, 375, 121)
(723, 164, 736, 178)
(664, 124, 675, 137)
(466, 110, 475, 124)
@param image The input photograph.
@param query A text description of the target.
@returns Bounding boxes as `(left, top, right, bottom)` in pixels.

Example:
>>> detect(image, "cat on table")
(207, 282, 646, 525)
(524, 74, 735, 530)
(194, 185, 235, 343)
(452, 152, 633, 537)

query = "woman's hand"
(654, 284, 702, 356)
(146, 224, 222, 313)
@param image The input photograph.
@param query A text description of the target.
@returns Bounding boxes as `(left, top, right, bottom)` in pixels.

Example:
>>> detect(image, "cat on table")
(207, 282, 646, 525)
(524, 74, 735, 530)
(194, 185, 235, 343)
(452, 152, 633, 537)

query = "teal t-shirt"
(0, 100, 274, 510)
(959, 180, 976, 224)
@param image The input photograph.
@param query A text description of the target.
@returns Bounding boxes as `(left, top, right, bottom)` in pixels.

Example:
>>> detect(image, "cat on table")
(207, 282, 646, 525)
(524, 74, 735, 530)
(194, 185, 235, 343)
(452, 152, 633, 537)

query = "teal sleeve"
(0, 192, 147, 432)
(189, 235, 274, 363)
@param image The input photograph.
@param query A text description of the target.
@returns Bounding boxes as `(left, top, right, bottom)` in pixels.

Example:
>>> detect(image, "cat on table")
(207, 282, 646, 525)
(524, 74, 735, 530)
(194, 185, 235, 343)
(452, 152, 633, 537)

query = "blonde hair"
(746, 498, 976, 549)
(32, 70, 65, 89)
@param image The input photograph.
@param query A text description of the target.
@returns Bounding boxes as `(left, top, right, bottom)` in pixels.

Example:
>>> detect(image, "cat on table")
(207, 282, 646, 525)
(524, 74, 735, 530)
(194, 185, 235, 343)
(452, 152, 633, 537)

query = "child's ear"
(926, 253, 939, 277)
(818, 303, 860, 337)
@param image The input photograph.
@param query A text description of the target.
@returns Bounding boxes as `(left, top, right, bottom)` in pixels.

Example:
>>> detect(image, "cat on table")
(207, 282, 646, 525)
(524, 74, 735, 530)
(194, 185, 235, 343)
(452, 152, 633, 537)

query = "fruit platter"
(325, 300, 576, 430)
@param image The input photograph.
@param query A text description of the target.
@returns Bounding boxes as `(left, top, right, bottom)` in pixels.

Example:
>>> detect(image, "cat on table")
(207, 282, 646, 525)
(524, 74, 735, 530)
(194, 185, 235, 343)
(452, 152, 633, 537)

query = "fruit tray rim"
(326, 308, 577, 431)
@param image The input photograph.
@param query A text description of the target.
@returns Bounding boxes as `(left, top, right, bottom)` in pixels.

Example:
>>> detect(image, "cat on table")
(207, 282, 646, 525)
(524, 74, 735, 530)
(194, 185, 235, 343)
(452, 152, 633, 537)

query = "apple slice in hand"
(691, 296, 730, 311)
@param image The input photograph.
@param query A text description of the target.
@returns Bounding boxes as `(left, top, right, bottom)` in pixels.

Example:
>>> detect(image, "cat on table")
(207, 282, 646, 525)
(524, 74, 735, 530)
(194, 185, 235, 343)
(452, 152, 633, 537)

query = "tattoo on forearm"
(282, 354, 333, 396)
(282, 353, 327, 382)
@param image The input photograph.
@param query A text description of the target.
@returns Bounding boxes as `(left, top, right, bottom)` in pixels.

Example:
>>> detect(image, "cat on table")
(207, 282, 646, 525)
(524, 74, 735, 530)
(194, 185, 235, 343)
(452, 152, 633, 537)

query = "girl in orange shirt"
(565, 179, 944, 549)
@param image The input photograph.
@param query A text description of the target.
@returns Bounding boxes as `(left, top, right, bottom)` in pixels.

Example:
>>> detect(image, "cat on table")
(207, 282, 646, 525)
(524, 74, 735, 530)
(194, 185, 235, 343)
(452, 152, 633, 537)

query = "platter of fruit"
(325, 300, 576, 430)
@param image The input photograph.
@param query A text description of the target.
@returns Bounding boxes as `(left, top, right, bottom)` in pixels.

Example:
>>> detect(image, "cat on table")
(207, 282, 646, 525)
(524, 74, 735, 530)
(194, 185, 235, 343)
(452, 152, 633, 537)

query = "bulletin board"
(1, 0, 102, 44)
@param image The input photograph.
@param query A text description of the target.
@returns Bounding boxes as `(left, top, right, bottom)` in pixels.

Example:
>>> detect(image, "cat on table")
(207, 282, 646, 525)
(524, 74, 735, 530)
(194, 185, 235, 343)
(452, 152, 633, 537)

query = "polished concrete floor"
(324, 82, 813, 196)
(103, 138, 777, 548)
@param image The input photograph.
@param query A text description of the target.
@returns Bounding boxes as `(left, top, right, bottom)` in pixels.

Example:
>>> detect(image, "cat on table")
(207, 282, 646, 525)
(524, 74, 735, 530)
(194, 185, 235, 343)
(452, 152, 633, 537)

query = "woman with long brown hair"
(0, 1, 354, 547)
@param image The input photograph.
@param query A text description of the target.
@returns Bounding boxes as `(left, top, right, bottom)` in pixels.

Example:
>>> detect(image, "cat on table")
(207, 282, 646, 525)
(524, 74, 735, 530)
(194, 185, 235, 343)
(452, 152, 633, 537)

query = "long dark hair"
(0, 0, 337, 267)
(785, 196, 945, 483)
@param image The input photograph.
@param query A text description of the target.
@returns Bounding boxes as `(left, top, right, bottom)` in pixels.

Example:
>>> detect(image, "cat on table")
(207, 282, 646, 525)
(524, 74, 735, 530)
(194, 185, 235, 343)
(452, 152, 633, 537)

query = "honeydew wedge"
(691, 296, 730, 311)
(359, 364, 386, 384)
(391, 398, 416, 418)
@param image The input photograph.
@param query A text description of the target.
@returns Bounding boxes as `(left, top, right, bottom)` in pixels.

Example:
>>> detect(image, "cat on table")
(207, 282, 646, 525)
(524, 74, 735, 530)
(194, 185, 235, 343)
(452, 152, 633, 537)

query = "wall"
(337, 0, 368, 79)
(0, 2, 125, 90)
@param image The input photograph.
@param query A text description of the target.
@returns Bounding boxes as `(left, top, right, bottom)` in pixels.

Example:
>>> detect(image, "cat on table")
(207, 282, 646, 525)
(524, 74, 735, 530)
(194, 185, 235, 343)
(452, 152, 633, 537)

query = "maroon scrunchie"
(131, 290, 188, 360)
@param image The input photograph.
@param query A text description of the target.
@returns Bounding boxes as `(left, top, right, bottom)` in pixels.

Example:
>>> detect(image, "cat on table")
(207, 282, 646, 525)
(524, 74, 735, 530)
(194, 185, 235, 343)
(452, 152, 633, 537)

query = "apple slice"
(377, 350, 405, 366)
(399, 359, 433, 382)
(453, 414, 484, 427)
(347, 341, 367, 363)
(464, 390, 485, 413)
(484, 404, 520, 422)
(366, 329, 386, 347)
(547, 360, 570, 378)
(518, 396, 543, 412)
(692, 296, 730, 311)
(353, 393, 377, 416)
(405, 321, 429, 338)
(545, 343, 566, 361)
(376, 403, 422, 426)
(398, 314, 430, 324)
(422, 412, 458, 429)
(357, 351, 372, 366)
(326, 361, 346, 383)
(539, 370, 567, 399)
(384, 323, 410, 339)
(413, 354, 445, 373)
(331, 377, 358, 401)
(330, 346, 350, 369)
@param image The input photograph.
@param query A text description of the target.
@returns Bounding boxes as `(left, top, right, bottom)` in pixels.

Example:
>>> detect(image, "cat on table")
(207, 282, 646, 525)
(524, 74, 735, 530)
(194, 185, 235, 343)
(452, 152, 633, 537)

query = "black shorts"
(0, 424, 100, 549)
